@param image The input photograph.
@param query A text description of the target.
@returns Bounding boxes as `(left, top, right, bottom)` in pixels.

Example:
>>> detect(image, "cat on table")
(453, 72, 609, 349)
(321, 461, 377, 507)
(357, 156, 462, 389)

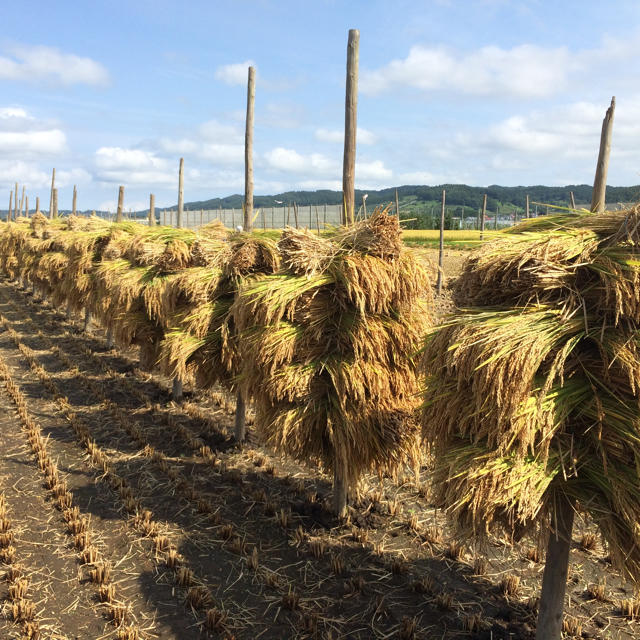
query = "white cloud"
(357, 160, 392, 182)
(0, 107, 30, 119)
(361, 43, 573, 98)
(0, 45, 109, 86)
(314, 127, 376, 145)
(0, 106, 67, 156)
(95, 147, 173, 184)
(214, 60, 255, 86)
(0, 129, 66, 155)
(263, 147, 335, 174)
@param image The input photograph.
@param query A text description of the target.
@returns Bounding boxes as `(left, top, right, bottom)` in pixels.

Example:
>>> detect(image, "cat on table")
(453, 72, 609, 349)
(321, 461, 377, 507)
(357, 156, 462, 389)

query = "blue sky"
(2, 0, 640, 212)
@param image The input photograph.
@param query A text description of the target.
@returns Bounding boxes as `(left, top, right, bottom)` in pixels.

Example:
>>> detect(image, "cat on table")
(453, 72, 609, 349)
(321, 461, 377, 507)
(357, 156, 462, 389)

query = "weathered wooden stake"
(25, 195, 28, 218)
(570, 191, 576, 210)
(14, 183, 18, 219)
(591, 96, 616, 213)
(234, 391, 246, 442)
(526, 194, 530, 218)
(535, 496, 576, 640)
(172, 377, 183, 402)
(293, 202, 299, 229)
(395, 189, 400, 218)
(244, 66, 256, 231)
(116, 186, 125, 223)
(19, 185, 25, 215)
(8, 191, 12, 222)
(149, 194, 155, 226)
(480, 194, 487, 240)
(162, 210, 166, 226)
(494, 205, 499, 230)
(106, 327, 114, 349)
(52, 188, 58, 218)
(48, 168, 55, 219)
(35, 196, 40, 215)
(72, 185, 77, 216)
(333, 465, 348, 519)
(177, 158, 184, 228)
(436, 189, 445, 295)
(342, 29, 359, 225)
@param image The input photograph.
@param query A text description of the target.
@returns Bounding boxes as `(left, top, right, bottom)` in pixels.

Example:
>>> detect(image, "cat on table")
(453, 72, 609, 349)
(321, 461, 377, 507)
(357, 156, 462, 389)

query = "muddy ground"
(0, 259, 637, 639)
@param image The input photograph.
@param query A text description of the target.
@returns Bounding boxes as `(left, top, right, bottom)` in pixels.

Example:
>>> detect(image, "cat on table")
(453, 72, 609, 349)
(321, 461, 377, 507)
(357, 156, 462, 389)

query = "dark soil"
(0, 272, 637, 639)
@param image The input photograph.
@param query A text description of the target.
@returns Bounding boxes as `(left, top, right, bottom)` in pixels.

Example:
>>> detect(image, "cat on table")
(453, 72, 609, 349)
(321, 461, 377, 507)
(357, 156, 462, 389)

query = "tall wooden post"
(162, 210, 166, 226)
(72, 185, 77, 216)
(535, 497, 575, 640)
(19, 186, 25, 215)
(116, 186, 124, 223)
(526, 194, 530, 218)
(25, 196, 28, 218)
(52, 188, 58, 218)
(14, 183, 18, 219)
(395, 189, 400, 218)
(244, 66, 256, 232)
(570, 191, 576, 210)
(177, 158, 184, 228)
(591, 96, 615, 213)
(436, 189, 445, 295)
(480, 194, 487, 240)
(149, 194, 155, 226)
(8, 191, 12, 222)
(48, 168, 55, 219)
(342, 29, 359, 226)
(35, 197, 40, 215)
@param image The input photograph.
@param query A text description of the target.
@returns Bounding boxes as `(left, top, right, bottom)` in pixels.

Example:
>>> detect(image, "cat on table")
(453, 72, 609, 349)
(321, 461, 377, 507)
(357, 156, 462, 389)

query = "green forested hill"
(184, 184, 640, 212)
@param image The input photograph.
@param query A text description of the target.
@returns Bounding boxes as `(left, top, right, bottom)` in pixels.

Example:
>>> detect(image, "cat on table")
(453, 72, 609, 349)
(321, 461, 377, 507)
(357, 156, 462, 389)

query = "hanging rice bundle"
(156, 232, 279, 388)
(234, 210, 432, 500)
(421, 204, 640, 584)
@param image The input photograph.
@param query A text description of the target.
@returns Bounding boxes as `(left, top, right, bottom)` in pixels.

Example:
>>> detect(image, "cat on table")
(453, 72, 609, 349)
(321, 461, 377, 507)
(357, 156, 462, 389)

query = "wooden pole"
(315, 206, 320, 234)
(72, 185, 77, 216)
(35, 196, 39, 215)
(526, 194, 530, 218)
(293, 202, 299, 229)
(115, 186, 124, 223)
(395, 188, 400, 218)
(177, 157, 184, 228)
(535, 496, 575, 640)
(52, 188, 58, 218)
(149, 194, 155, 226)
(19, 186, 25, 215)
(591, 96, 616, 213)
(162, 210, 166, 226)
(570, 191, 576, 210)
(436, 189, 445, 295)
(14, 183, 18, 219)
(342, 29, 359, 226)
(7, 191, 12, 222)
(48, 168, 55, 219)
(480, 194, 487, 240)
(25, 195, 28, 218)
(244, 66, 256, 232)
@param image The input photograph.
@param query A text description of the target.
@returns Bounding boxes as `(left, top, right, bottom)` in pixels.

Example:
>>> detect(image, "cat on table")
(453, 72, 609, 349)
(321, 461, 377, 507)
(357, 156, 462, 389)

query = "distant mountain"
(3, 184, 639, 218)
(164, 184, 640, 213)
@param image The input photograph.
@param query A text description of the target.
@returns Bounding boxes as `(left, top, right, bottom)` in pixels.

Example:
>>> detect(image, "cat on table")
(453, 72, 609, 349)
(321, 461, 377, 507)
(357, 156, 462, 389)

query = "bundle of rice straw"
(422, 203, 640, 582)
(234, 209, 432, 512)
(157, 231, 279, 388)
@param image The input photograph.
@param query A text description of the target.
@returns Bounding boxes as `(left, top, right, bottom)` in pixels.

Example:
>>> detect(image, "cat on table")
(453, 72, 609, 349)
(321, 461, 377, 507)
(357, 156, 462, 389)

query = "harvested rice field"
(0, 244, 637, 639)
